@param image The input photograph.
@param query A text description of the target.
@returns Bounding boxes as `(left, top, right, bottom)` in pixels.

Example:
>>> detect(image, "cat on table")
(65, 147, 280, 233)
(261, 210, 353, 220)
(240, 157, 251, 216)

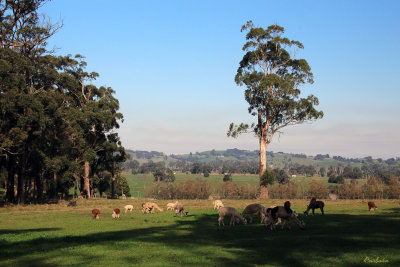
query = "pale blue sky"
(40, 0, 400, 158)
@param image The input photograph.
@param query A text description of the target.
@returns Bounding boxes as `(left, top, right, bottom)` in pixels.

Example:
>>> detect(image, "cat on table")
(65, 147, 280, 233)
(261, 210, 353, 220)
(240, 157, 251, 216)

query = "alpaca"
(174, 203, 188, 217)
(213, 200, 224, 210)
(218, 207, 247, 226)
(368, 201, 377, 211)
(124, 205, 134, 213)
(242, 203, 266, 223)
(142, 202, 163, 214)
(112, 208, 120, 219)
(304, 201, 325, 215)
(265, 206, 305, 230)
(92, 209, 100, 219)
(167, 201, 179, 211)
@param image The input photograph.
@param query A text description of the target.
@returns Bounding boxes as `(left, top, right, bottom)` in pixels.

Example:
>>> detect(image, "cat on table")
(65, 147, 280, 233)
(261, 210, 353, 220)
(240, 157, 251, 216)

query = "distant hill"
(125, 149, 399, 170)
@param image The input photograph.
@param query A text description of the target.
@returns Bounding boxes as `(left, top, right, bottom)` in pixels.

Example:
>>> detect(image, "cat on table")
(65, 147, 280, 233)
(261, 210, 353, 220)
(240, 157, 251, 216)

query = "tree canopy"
(0, 0, 127, 203)
(228, 21, 323, 196)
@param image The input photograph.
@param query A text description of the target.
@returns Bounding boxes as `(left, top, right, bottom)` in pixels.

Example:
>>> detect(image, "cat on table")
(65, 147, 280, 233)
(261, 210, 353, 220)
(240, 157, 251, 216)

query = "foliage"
(222, 173, 232, 182)
(308, 179, 328, 199)
(217, 181, 258, 199)
(144, 179, 211, 199)
(269, 181, 299, 199)
(328, 175, 345, 184)
(273, 168, 289, 184)
(227, 20, 323, 185)
(0, 1, 126, 203)
(153, 168, 175, 183)
(259, 168, 274, 186)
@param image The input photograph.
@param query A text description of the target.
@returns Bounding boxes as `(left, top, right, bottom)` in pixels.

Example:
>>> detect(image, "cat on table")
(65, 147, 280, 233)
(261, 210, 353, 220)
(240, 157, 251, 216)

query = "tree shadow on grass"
(1, 213, 399, 266)
(0, 228, 62, 235)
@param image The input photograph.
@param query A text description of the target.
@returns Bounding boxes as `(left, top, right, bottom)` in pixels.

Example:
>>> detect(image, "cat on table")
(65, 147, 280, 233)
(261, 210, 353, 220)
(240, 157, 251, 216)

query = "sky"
(39, 0, 400, 159)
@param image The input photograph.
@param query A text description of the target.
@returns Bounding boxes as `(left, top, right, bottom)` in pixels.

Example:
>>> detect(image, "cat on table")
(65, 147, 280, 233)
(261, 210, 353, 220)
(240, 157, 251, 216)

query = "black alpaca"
(304, 201, 324, 215)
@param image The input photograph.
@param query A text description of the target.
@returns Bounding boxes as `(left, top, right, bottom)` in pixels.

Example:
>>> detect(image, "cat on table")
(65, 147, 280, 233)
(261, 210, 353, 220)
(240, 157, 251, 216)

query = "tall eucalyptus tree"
(228, 21, 323, 198)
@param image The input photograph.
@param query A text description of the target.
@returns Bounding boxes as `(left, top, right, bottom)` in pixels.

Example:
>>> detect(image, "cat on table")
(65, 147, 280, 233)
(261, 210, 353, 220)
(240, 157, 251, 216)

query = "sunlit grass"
(1, 199, 399, 266)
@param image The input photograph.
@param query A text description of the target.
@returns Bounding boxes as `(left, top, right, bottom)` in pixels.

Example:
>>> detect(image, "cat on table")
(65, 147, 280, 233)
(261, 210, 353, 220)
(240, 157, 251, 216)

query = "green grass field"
(123, 173, 366, 198)
(124, 173, 261, 197)
(1, 199, 399, 266)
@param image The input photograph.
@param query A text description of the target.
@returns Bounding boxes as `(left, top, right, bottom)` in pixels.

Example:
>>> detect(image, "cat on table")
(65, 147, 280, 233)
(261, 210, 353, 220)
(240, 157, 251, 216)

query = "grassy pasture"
(123, 173, 366, 198)
(124, 173, 261, 197)
(1, 199, 399, 266)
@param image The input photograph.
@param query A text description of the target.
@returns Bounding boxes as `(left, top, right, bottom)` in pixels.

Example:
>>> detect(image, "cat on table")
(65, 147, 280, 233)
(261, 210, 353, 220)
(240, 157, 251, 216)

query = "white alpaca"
(124, 205, 134, 213)
(213, 200, 224, 210)
(142, 202, 163, 214)
(218, 207, 247, 226)
(167, 201, 179, 211)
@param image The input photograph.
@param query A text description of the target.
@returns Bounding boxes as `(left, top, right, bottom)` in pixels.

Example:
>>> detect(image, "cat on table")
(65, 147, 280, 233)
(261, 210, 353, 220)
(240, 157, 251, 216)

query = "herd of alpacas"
(87, 198, 379, 230)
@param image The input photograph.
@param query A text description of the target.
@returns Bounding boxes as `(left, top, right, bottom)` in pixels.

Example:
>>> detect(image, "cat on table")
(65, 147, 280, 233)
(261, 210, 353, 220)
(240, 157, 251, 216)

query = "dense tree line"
(0, 0, 127, 203)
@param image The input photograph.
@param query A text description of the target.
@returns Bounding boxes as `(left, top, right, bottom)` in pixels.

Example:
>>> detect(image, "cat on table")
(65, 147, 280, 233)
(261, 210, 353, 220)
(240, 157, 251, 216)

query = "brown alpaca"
(112, 208, 120, 219)
(92, 209, 100, 219)
(311, 197, 317, 203)
(368, 201, 377, 211)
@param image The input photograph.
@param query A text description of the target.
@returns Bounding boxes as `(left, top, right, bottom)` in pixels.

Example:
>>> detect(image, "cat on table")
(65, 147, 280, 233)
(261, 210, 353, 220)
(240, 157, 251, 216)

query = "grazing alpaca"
(174, 203, 188, 217)
(218, 207, 247, 226)
(283, 201, 292, 214)
(304, 201, 325, 215)
(92, 209, 101, 219)
(124, 205, 133, 213)
(265, 206, 305, 230)
(213, 200, 224, 210)
(368, 201, 377, 211)
(112, 208, 120, 219)
(242, 203, 266, 223)
(167, 201, 179, 211)
(142, 202, 163, 214)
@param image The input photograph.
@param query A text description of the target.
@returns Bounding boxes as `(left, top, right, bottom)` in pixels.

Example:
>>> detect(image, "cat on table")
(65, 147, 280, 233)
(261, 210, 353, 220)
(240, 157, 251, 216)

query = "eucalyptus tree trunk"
(29, 178, 36, 201)
(74, 173, 78, 197)
(259, 138, 267, 179)
(111, 177, 115, 199)
(5, 155, 15, 203)
(258, 117, 270, 199)
(83, 161, 90, 198)
(111, 161, 116, 199)
(17, 144, 28, 204)
(53, 172, 57, 198)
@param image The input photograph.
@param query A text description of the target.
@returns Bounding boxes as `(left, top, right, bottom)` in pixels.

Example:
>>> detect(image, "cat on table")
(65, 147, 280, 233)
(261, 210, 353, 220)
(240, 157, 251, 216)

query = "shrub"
(223, 173, 232, 182)
(260, 169, 274, 186)
(217, 182, 258, 199)
(143, 179, 211, 199)
(269, 181, 299, 199)
(307, 179, 328, 199)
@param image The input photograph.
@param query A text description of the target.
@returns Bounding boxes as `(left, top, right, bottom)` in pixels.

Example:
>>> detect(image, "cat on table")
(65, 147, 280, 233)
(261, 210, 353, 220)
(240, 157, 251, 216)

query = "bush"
(307, 179, 328, 199)
(260, 169, 274, 186)
(217, 182, 258, 199)
(269, 181, 299, 199)
(153, 167, 175, 183)
(143, 179, 211, 199)
(223, 173, 232, 182)
(328, 175, 344, 184)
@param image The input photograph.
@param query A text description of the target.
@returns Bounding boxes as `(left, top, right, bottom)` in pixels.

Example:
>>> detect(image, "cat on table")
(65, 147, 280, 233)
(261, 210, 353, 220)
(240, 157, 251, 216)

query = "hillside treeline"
(0, 1, 127, 203)
(124, 157, 400, 181)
